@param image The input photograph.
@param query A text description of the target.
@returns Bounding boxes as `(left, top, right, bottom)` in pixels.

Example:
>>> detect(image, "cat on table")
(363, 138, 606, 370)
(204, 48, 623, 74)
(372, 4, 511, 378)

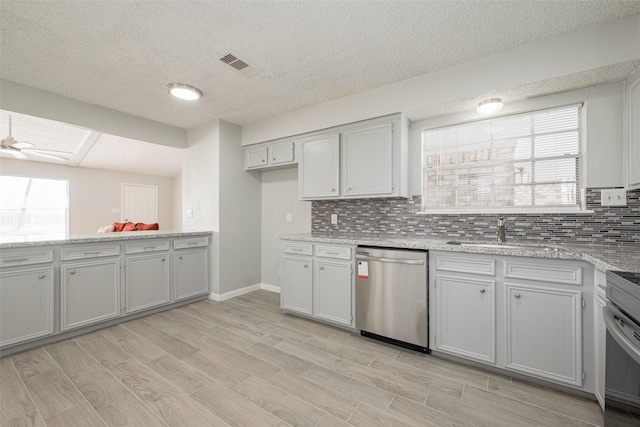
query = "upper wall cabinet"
(626, 74, 640, 190)
(298, 114, 410, 200)
(244, 140, 296, 170)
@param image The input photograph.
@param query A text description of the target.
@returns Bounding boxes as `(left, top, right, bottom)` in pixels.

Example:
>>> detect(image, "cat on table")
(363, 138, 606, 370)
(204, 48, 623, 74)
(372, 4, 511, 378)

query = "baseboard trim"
(208, 283, 280, 301)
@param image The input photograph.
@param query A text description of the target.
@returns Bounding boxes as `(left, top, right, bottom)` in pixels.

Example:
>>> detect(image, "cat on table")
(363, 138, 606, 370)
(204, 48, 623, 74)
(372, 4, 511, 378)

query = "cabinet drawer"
(61, 244, 120, 260)
(0, 248, 54, 267)
(174, 236, 209, 250)
(436, 255, 496, 276)
(283, 242, 313, 256)
(125, 240, 170, 254)
(316, 245, 352, 260)
(504, 261, 582, 286)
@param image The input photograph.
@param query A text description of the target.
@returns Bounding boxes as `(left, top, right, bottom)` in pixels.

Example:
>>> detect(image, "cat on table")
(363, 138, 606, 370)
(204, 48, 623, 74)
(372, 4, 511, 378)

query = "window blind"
(422, 104, 582, 212)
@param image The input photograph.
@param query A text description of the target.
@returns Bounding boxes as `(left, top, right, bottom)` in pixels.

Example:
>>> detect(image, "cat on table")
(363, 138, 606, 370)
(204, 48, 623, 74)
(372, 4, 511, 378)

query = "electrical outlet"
(331, 214, 338, 225)
(186, 209, 194, 218)
(286, 212, 292, 223)
(601, 189, 627, 206)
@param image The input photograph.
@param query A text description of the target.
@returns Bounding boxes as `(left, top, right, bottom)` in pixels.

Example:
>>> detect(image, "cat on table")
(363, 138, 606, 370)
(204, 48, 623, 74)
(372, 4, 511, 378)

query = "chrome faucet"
(497, 218, 506, 243)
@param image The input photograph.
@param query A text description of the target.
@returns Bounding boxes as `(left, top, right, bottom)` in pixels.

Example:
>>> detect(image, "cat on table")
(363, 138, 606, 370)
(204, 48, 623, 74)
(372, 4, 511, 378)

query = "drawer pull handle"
(84, 252, 100, 256)
(290, 248, 303, 251)
(514, 293, 521, 299)
(70, 270, 76, 275)
(480, 288, 485, 293)
(3, 258, 28, 263)
(39, 274, 45, 279)
(188, 242, 197, 246)
(144, 246, 157, 250)
(325, 251, 339, 255)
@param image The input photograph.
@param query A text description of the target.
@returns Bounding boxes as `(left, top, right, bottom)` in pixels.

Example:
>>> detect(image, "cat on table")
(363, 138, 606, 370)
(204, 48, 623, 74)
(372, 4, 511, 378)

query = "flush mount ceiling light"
(477, 98, 504, 115)
(166, 83, 202, 101)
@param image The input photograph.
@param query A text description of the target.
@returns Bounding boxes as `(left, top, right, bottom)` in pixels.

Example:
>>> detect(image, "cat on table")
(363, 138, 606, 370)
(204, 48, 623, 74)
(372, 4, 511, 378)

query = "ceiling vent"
(216, 50, 262, 78)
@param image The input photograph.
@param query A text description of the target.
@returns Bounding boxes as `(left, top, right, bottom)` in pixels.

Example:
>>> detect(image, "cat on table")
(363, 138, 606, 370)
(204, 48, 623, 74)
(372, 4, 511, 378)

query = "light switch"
(111, 208, 120, 214)
(286, 212, 292, 223)
(331, 214, 338, 225)
(601, 189, 627, 206)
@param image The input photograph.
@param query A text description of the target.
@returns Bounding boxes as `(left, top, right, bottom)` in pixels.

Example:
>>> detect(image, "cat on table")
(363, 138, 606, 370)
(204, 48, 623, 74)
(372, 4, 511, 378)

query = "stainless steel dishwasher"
(355, 247, 428, 353)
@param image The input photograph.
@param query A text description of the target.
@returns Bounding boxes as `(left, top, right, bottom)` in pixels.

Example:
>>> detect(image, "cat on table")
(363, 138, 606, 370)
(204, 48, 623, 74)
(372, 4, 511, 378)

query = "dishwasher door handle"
(356, 255, 425, 265)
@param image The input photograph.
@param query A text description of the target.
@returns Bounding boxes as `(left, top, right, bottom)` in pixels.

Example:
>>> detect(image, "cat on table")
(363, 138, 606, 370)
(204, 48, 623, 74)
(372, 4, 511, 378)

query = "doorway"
(121, 183, 158, 223)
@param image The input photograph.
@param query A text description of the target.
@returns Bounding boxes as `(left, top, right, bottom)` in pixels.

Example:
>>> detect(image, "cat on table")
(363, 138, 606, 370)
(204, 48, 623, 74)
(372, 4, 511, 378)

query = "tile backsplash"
(311, 188, 640, 247)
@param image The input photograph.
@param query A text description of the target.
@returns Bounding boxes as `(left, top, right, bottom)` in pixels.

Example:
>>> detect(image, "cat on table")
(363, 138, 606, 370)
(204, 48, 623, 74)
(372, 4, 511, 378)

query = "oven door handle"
(604, 306, 640, 365)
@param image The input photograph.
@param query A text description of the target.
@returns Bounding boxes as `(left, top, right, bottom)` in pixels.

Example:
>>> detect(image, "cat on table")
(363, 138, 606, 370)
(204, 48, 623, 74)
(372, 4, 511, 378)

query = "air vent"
(216, 50, 262, 78)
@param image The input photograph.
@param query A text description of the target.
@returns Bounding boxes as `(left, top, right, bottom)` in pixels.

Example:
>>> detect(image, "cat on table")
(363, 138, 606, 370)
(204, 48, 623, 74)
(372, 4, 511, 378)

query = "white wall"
(242, 15, 640, 146)
(219, 120, 262, 294)
(261, 167, 312, 288)
(0, 158, 175, 234)
(172, 171, 183, 229)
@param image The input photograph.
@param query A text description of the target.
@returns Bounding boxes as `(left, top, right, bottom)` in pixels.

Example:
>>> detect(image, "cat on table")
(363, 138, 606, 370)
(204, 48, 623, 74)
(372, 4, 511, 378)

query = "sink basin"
(446, 241, 564, 252)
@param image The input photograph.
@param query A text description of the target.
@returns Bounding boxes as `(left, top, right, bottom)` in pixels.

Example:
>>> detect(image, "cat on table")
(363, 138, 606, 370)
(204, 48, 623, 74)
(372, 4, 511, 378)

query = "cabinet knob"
(161, 258, 166, 262)
(331, 188, 335, 192)
(262, 159, 266, 163)
(179, 256, 183, 260)
(320, 266, 325, 271)
(272, 157, 276, 161)
(480, 288, 485, 293)
(69, 270, 76, 275)
(514, 293, 521, 299)
(304, 264, 308, 268)
(39, 274, 45, 279)
(347, 187, 352, 191)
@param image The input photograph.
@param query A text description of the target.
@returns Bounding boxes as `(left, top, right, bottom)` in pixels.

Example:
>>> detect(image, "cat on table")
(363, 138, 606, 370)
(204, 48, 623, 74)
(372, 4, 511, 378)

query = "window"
(0, 176, 68, 237)
(421, 104, 582, 213)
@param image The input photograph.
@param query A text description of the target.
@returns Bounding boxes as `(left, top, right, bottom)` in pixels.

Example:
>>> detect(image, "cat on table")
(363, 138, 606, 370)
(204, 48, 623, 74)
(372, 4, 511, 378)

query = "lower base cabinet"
(0, 267, 54, 348)
(126, 253, 170, 314)
(61, 259, 120, 331)
(315, 260, 352, 326)
(174, 248, 209, 301)
(593, 269, 607, 410)
(505, 283, 582, 386)
(435, 274, 495, 364)
(282, 257, 313, 315)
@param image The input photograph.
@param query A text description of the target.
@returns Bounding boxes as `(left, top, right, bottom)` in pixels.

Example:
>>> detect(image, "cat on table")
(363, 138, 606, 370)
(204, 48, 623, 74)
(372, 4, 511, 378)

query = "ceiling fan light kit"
(477, 98, 504, 115)
(1, 113, 72, 161)
(166, 83, 202, 101)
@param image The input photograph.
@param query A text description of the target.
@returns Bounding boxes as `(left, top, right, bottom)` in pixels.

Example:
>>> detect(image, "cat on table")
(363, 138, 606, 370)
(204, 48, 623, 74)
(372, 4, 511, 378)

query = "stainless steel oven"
(604, 271, 640, 426)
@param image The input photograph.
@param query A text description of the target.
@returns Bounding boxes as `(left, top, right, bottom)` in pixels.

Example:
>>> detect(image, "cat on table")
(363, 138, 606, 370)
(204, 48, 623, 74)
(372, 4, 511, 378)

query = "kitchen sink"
(446, 241, 564, 252)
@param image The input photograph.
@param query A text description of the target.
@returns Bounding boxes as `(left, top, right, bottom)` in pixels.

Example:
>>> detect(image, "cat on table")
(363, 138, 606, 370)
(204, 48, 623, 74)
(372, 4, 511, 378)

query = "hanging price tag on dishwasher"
(357, 261, 369, 279)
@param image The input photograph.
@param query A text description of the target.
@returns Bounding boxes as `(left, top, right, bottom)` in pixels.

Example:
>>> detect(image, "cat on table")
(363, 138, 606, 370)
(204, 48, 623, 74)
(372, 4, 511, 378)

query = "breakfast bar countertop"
(280, 233, 640, 273)
(0, 230, 214, 249)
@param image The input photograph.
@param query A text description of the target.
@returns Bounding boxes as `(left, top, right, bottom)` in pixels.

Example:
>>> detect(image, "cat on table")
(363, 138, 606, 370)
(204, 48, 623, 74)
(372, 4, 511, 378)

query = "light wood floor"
(1, 290, 603, 427)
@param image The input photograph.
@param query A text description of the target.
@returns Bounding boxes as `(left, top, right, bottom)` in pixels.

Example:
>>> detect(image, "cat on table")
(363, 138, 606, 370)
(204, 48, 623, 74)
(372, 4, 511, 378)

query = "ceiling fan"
(1, 114, 73, 161)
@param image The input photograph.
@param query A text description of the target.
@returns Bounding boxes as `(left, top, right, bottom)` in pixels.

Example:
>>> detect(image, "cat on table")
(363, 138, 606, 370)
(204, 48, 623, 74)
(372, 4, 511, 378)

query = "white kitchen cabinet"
(593, 268, 607, 410)
(244, 145, 268, 169)
(298, 133, 340, 199)
(505, 283, 582, 387)
(244, 140, 296, 170)
(281, 256, 313, 315)
(126, 253, 170, 313)
(0, 267, 54, 348)
(60, 259, 121, 331)
(626, 74, 640, 189)
(315, 260, 352, 326)
(341, 123, 393, 197)
(435, 274, 495, 364)
(174, 247, 209, 301)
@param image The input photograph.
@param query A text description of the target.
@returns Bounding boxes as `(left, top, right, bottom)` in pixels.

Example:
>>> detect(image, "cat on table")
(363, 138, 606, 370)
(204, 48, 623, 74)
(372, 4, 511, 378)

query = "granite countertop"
(0, 230, 213, 249)
(280, 233, 640, 272)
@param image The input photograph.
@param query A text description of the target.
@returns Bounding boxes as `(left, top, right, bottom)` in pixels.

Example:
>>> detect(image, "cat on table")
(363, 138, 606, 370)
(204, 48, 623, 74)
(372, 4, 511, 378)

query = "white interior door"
(122, 183, 158, 223)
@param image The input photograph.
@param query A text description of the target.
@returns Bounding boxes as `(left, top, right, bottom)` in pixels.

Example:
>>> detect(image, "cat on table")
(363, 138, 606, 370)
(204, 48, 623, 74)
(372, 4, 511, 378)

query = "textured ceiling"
(2, 1, 640, 130)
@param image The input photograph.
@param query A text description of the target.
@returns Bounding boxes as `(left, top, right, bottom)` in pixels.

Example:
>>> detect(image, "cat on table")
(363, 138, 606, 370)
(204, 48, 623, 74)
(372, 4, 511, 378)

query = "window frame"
(419, 103, 587, 214)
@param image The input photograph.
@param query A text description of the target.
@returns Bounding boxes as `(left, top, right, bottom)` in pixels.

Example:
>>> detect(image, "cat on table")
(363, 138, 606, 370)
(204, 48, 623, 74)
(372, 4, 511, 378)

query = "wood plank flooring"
(0, 290, 603, 426)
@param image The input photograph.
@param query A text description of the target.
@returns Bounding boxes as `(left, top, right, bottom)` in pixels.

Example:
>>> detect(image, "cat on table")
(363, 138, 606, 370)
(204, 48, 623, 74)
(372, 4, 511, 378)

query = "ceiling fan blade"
(0, 147, 27, 159)
(23, 149, 71, 161)
(11, 141, 35, 149)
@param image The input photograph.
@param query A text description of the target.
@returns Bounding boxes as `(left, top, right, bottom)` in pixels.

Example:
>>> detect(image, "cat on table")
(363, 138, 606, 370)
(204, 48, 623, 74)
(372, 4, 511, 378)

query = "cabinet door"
(0, 267, 54, 348)
(126, 253, 170, 313)
(594, 293, 606, 410)
(342, 123, 393, 197)
(435, 274, 495, 363)
(628, 75, 640, 189)
(269, 142, 295, 166)
(244, 146, 268, 169)
(298, 134, 340, 199)
(281, 257, 313, 315)
(315, 261, 352, 326)
(61, 260, 121, 331)
(505, 283, 582, 386)
(174, 248, 209, 301)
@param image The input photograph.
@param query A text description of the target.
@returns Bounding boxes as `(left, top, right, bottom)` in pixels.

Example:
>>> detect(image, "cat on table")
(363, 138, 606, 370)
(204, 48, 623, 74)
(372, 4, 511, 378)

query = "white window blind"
(422, 104, 582, 212)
